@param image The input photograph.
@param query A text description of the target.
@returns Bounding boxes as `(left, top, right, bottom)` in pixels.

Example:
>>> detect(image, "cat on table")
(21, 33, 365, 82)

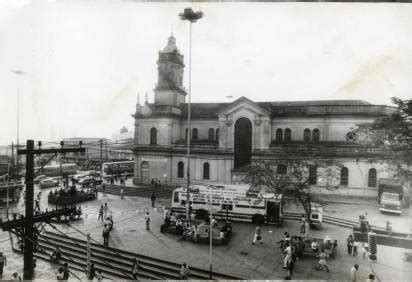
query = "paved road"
(0, 184, 411, 280)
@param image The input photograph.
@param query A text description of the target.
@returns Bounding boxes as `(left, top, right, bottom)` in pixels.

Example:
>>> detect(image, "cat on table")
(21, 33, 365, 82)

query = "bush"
(195, 209, 209, 220)
(252, 213, 265, 225)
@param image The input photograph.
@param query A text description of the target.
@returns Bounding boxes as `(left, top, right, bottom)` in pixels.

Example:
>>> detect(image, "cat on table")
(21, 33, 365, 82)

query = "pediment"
(217, 96, 270, 117)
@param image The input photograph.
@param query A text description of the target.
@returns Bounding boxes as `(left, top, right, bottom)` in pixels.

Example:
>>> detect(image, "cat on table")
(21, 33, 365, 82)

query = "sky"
(0, 1, 411, 146)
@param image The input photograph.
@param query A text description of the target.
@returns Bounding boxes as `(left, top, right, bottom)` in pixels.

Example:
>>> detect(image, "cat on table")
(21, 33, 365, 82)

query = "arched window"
(340, 167, 349, 186)
(177, 161, 184, 178)
(150, 127, 157, 145)
(308, 165, 317, 184)
(203, 162, 210, 180)
(275, 129, 283, 143)
(215, 128, 219, 141)
(277, 164, 287, 175)
(303, 128, 311, 142)
(312, 128, 320, 142)
(368, 168, 377, 187)
(192, 128, 198, 140)
(208, 128, 215, 141)
(284, 128, 291, 142)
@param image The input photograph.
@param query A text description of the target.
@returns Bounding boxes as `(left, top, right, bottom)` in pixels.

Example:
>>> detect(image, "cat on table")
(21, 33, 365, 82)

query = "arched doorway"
(141, 161, 150, 184)
(234, 117, 252, 169)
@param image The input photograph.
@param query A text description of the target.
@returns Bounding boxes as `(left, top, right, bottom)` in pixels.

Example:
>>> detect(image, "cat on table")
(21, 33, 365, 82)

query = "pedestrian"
(179, 262, 190, 280)
(252, 225, 262, 245)
(102, 224, 110, 246)
(62, 263, 70, 280)
(151, 179, 155, 189)
(151, 192, 156, 207)
(157, 179, 161, 190)
(103, 203, 109, 218)
(0, 252, 7, 276)
(366, 274, 375, 282)
(96, 270, 103, 281)
(285, 252, 296, 280)
(353, 240, 359, 256)
(87, 263, 96, 280)
(347, 235, 354, 255)
(35, 199, 40, 211)
(11, 272, 22, 281)
(98, 205, 104, 222)
(283, 241, 292, 268)
(145, 212, 150, 231)
(56, 267, 64, 280)
(350, 264, 359, 282)
(362, 242, 369, 259)
(318, 251, 330, 272)
(131, 258, 140, 280)
(120, 187, 124, 199)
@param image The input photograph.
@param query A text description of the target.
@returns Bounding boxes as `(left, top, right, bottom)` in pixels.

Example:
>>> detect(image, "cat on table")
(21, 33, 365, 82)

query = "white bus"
(171, 184, 284, 225)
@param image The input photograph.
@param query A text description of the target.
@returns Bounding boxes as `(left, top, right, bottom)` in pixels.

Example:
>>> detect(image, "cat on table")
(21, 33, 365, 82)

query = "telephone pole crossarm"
(17, 148, 86, 155)
(0, 207, 77, 231)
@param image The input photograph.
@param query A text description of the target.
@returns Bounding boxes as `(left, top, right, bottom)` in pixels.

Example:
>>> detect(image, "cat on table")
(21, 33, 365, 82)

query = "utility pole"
(12, 139, 85, 280)
(100, 139, 103, 180)
(105, 141, 108, 162)
(86, 233, 91, 278)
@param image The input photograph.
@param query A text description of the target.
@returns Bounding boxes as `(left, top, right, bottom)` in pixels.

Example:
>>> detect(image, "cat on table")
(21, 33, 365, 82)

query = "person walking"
(131, 258, 140, 280)
(102, 224, 110, 246)
(120, 187, 124, 199)
(0, 252, 7, 277)
(285, 252, 296, 280)
(283, 241, 292, 268)
(87, 263, 96, 280)
(62, 263, 70, 280)
(353, 240, 359, 256)
(145, 212, 151, 231)
(103, 203, 109, 218)
(347, 235, 354, 255)
(35, 199, 40, 211)
(179, 262, 190, 280)
(151, 192, 156, 208)
(252, 225, 262, 245)
(98, 205, 104, 222)
(350, 264, 359, 282)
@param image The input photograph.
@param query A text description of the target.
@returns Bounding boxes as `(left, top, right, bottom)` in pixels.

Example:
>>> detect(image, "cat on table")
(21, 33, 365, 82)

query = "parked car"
(78, 177, 102, 187)
(34, 175, 47, 184)
(73, 171, 101, 183)
(39, 178, 59, 188)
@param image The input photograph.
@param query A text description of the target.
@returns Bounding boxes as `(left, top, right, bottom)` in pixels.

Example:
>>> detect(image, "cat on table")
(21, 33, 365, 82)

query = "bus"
(36, 163, 79, 177)
(102, 161, 134, 178)
(171, 184, 284, 225)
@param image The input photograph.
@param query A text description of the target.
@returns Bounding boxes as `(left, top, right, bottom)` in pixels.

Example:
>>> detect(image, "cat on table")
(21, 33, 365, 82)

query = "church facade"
(132, 35, 396, 194)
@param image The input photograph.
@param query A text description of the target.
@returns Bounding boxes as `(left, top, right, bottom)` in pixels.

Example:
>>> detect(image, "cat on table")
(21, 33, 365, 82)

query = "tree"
(244, 159, 341, 222)
(355, 97, 412, 180)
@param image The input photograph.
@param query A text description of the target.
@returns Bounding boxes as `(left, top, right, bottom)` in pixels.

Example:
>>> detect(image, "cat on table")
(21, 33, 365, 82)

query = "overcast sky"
(0, 1, 411, 146)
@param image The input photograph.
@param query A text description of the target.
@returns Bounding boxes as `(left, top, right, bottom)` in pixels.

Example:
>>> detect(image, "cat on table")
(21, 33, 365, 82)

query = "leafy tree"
(355, 97, 412, 180)
(244, 159, 341, 222)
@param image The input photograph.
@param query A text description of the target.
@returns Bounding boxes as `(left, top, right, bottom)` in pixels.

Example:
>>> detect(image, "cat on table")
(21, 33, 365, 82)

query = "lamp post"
(209, 185, 213, 279)
(11, 69, 27, 177)
(179, 8, 203, 222)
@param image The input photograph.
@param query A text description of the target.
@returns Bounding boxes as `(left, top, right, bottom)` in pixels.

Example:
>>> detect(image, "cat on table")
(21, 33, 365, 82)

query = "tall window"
(368, 168, 377, 187)
(215, 128, 219, 141)
(208, 128, 215, 141)
(177, 161, 184, 178)
(192, 128, 198, 140)
(308, 165, 317, 184)
(150, 127, 157, 145)
(275, 129, 283, 143)
(203, 162, 210, 180)
(303, 128, 311, 142)
(340, 167, 349, 186)
(284, 128, 292, 142)
(312, 128, 320, 142)
(277, 164, 287, 175)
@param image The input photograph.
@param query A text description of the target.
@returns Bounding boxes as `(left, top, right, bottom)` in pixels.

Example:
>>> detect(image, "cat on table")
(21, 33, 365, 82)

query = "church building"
(132, 35, 396, 196)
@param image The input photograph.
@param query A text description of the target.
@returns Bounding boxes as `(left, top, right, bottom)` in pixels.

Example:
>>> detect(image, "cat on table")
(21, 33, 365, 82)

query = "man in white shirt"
(283, 242, 292, 268)
(350, 264, 359, 282)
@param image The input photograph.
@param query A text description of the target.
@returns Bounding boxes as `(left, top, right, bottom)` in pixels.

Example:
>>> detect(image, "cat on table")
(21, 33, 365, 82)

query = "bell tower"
(154, 35, 187, 106)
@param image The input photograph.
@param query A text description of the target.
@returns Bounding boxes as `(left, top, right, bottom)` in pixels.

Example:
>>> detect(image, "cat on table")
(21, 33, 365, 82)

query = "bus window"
(173, 192, 179, 203)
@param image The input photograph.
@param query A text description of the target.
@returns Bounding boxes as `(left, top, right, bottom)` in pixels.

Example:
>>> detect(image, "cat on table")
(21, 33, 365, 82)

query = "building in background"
(132, 35, 401, 197)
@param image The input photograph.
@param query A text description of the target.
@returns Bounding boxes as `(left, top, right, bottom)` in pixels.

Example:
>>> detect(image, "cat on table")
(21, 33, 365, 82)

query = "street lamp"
(11, 69, 27, 177)
(179, 7, 203, 223)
